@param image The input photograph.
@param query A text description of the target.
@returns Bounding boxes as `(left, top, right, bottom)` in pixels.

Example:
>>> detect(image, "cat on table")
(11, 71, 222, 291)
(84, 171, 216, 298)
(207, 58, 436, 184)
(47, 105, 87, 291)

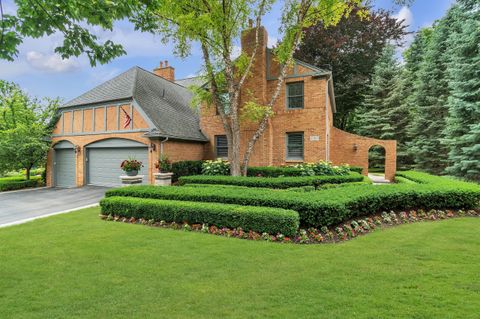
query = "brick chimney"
(241, 22, 268, 104)
(153, 60, 175, 81)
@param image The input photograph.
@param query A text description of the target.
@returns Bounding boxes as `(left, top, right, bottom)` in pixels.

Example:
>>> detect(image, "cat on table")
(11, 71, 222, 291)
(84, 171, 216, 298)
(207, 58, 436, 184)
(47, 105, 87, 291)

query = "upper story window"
(286, 132, 304, 161)
(286, 82, 304, 109)
(215, 135, 228, 158)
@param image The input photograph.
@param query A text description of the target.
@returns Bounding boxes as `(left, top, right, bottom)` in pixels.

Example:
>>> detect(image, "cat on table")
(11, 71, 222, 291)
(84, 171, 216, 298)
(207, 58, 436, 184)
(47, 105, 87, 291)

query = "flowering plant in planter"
(155, 154, 171, 173)
(120, 158, 143, 175)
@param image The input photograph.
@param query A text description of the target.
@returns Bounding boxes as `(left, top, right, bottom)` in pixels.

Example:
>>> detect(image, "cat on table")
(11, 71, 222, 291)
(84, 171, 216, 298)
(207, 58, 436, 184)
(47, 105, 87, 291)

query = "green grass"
(1, 207, 479, 318)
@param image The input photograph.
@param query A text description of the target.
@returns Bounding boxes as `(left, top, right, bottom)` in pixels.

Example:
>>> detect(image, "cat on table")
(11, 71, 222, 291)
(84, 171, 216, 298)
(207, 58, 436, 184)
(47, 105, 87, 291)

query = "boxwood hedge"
(100, 196, 299, 236)
(0, 176, 43, 192)
(106, 172, 480, 228)
(178, 173, 364, 189)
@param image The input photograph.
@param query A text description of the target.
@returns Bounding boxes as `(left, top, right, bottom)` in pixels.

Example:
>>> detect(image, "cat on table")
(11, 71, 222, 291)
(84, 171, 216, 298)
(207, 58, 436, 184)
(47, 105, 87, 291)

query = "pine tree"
(406, 8, 458, 174)
(354, 45, 411, 168)
(443, 1, 480, 181)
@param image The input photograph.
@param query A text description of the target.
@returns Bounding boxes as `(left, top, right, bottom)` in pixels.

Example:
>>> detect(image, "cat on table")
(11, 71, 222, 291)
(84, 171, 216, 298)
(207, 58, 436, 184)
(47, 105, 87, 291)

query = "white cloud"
(268, 36, 278, 48)
(231, 45, 242, 59)
(393, 6, 415, 55)
(88, 66, 122, 85)
(26, 51, 80, 73)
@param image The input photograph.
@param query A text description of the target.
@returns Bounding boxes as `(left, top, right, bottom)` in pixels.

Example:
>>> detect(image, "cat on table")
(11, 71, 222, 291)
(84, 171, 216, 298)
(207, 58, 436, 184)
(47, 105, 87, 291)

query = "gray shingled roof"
(62, 67, 208, 142)
(175, 76, 206, 88)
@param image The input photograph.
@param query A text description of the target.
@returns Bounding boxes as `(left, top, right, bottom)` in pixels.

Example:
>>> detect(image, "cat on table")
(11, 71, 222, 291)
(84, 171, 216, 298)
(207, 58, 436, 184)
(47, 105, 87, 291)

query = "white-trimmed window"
(286, 132, 304, 161)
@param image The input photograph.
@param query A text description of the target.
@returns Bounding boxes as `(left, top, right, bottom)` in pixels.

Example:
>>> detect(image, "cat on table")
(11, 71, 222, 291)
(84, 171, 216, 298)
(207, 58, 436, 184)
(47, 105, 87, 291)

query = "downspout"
(325, 75, 331, 162)
(160, 137, 169, 157)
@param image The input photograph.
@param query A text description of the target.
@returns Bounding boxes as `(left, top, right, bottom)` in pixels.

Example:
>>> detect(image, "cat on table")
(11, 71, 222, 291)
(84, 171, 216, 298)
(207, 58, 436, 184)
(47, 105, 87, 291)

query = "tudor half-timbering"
(47, 25, 396, 187)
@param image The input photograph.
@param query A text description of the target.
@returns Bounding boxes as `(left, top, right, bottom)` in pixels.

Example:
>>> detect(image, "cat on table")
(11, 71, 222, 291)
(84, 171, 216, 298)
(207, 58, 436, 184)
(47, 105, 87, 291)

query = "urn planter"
(125, 170, 138, 176)
(154, 172, 174, 186)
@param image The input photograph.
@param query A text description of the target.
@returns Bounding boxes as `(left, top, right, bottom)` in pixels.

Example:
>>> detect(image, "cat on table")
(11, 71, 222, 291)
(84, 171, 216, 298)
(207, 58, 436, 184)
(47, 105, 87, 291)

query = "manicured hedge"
(178, 173, 364, 189)
(171, 160, 203, 182)
(349, 166, 363, 174)
(247, 166, 305, 177)
(106, 174, 480, 228)
(100, 196, 299, 236)
(0, 176, 43, 192)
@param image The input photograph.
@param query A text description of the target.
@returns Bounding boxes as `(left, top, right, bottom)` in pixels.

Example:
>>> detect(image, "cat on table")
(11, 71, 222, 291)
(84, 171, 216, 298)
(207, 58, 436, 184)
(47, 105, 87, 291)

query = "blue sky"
(0, 0, 455, 102)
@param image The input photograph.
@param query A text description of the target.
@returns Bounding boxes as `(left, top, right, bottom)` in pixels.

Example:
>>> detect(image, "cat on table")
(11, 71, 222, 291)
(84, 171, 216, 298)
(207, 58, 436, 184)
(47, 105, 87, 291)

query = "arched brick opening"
(329, 128, 397, 181)
(368, 144, 386, 178)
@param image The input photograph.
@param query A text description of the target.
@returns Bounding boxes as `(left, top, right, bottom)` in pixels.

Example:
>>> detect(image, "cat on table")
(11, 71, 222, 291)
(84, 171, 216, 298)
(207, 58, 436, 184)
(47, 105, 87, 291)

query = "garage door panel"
(87, 147, 149, 186)
(54, 149, 76, 187)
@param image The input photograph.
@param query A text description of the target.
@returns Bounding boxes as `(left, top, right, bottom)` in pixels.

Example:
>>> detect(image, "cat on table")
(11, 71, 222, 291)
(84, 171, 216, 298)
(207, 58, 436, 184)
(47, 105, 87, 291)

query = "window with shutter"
(215, 135, 228, 158)
(286, 132, 304, 161)
(286, 82, 304, 109)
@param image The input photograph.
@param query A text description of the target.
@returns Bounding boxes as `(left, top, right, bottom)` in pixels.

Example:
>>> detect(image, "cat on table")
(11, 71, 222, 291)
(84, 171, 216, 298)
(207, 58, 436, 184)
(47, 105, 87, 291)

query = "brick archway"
(330, 128, 397, 181)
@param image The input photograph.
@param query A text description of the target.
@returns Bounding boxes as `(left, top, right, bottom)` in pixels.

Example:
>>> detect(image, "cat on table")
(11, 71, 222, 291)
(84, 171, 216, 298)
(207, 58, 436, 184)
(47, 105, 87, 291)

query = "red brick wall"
(329, 128, 397, 181)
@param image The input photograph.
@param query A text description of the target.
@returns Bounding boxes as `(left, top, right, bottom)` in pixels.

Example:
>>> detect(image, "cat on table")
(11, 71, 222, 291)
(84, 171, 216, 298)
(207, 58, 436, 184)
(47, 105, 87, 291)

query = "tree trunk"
(230, 123, 242, 176)
(25, 166, 31, 180)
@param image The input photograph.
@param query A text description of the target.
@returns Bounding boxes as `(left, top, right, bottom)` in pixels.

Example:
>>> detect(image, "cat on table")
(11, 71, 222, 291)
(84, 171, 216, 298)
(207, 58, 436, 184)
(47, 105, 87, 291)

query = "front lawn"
(1, 207, 479, 318)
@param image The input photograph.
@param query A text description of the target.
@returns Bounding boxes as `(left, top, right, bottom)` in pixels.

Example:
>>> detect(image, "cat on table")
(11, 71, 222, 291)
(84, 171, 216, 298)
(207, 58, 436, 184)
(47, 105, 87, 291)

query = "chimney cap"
(159, 61, 163, 68)
(165, 60, 169, 67)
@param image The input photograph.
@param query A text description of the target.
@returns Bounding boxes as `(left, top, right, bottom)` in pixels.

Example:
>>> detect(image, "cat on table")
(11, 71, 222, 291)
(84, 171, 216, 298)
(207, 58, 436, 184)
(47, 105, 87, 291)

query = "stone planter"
(125, 170, 138, 176)
(154, 172, 174, 186)
(120, 175, 144, 186)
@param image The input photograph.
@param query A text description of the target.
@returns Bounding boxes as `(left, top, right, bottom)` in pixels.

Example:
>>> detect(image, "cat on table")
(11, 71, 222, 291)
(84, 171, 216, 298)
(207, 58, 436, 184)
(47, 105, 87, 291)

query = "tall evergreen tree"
(443, 0, 480, 181)
(406, 7, 459, 174)
(353, 45, 411, 168)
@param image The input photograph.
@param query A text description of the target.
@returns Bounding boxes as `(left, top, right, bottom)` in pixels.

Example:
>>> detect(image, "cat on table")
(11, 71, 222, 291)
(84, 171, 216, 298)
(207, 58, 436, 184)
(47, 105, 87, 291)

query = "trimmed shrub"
(100, 196, 299, 236)
(178, 173, 364, 189)
(202, 159, 230, 175)
(247, 166, 305, 177)
(171, 160, 203, 182)
(349, 166, 363, 174)
(107, 173, 480, 228)
(0, 176, 43, 192)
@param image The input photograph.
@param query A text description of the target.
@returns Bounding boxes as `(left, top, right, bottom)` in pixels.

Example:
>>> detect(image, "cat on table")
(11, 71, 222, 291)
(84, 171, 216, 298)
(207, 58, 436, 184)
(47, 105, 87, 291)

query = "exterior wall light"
(353, 144, 358, 152)
(75, 145, 81, 154)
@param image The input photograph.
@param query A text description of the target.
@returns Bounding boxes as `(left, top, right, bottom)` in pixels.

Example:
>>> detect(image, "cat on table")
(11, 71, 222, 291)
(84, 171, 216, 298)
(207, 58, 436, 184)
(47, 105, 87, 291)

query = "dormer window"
(286, 82, 304, 109)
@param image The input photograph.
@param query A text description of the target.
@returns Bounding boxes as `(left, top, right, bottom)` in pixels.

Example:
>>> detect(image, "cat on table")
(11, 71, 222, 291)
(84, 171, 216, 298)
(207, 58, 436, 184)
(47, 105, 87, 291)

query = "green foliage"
(353, 45, 412, 168)
(178, 173, 363, 189)
(201, 159, 230, 176)
(171, 160, 203, 182)
(108, 171, 480, 228)
(100, 196, 299, 236)
(0, 175, 43, 192)
(295, 4, 408, 130)
(442, 2, 480, 181)
(291, 162, 351, 176)
(0, 80, 59, 179)
(247, 166, 305, 177)
(247, 163, 353, 177)
(406, 9, 458, 174)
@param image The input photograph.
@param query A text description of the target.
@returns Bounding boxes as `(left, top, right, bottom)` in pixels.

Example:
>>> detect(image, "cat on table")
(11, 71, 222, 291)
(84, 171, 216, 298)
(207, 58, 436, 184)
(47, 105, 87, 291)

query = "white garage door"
(86, 139, 149, 187)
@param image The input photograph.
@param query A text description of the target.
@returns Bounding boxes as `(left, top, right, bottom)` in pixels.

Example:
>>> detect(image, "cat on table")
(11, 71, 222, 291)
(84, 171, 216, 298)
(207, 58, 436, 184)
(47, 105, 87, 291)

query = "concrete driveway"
(0, 186, 109, 227)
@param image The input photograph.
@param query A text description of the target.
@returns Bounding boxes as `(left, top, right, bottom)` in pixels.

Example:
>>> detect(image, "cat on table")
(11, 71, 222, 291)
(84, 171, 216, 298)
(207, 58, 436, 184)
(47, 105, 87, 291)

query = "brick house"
(46, 26, 396, 187)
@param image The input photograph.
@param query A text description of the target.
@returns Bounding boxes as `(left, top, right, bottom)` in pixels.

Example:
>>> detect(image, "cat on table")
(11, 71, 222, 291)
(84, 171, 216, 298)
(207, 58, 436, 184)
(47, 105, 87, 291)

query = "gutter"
(159, 137, 169, 157)
(325, 74, 331, 162)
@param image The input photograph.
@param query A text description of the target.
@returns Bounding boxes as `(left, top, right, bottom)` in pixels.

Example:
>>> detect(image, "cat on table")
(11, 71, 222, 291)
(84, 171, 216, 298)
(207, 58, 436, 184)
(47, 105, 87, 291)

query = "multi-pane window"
(286, 132, 304, 161)
(286, 82, 304, 109)
(215, 135, 228, 158)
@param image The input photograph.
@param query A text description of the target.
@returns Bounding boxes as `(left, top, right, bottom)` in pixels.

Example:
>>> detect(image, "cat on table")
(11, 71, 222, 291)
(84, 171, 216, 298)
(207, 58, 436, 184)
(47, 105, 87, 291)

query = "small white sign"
(310, 135, 320, 141)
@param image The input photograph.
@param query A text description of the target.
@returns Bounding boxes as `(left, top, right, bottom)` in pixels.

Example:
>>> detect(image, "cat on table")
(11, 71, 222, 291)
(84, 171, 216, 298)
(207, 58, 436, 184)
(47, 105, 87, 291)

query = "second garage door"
(86, 139, 149, 187)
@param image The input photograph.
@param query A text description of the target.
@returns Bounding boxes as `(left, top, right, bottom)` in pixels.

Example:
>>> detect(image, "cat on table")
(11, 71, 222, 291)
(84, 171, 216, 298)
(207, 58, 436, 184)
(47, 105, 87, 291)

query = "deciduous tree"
(295, 4, 408, 130)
